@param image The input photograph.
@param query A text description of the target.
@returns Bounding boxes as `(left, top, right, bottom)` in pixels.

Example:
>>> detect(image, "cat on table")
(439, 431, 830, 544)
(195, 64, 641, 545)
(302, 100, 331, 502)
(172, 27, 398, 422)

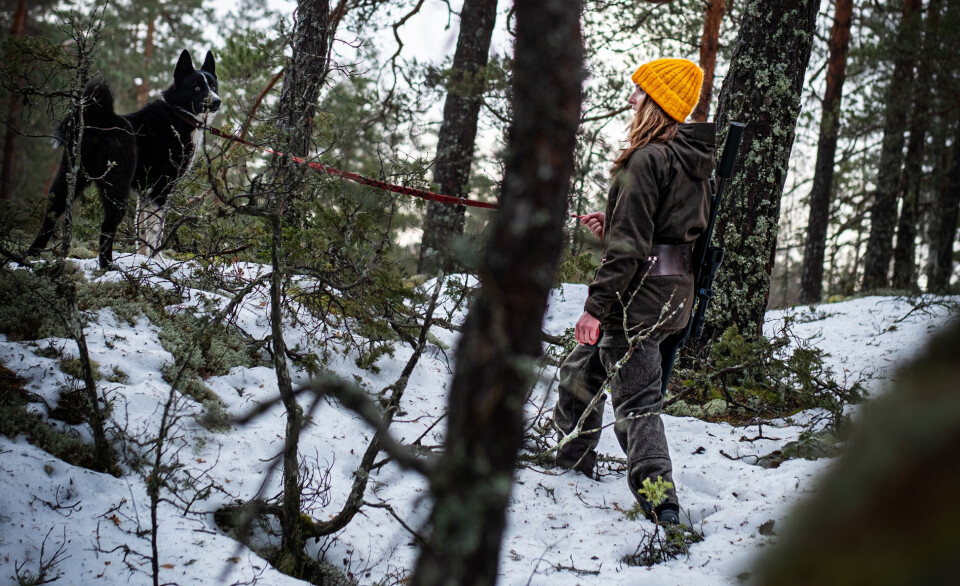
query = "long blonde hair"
(610, 95, 678, 176)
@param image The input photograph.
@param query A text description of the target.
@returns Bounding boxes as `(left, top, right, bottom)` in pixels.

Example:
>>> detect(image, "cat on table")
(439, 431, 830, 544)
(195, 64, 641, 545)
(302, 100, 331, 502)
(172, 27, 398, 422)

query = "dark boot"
(655, 504, 680, 526)
(555, 448, 597, 480)
(639, 501, 681, 525)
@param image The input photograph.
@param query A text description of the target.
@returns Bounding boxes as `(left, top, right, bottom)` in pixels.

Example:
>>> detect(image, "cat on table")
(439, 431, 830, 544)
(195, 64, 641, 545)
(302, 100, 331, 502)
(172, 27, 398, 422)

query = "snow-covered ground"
(1, 256, 955, 585)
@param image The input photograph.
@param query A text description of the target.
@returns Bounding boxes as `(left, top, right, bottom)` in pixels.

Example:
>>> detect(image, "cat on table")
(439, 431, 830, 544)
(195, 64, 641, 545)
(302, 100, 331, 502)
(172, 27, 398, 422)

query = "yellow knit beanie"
(631, 58, 704, 122)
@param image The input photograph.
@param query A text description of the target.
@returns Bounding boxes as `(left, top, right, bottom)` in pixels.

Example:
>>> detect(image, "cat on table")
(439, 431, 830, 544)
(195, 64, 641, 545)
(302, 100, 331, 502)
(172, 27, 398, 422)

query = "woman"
(553, 58, 716, 525)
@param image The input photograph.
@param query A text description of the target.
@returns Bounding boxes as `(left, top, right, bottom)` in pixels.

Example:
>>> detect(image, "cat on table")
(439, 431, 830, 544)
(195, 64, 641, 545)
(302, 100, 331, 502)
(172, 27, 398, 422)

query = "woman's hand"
(575, 311, 601, 345)
(579, 211, 605, 240)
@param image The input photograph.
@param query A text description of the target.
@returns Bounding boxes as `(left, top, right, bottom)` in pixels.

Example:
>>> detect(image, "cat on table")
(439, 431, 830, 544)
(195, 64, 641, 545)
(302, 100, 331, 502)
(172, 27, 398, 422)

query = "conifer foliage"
(2, 0, 960, 583)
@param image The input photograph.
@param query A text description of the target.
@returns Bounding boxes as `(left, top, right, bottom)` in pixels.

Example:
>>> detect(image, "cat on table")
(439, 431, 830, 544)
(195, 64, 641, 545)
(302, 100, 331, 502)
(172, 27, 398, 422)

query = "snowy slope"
(1, 256, 955, 585)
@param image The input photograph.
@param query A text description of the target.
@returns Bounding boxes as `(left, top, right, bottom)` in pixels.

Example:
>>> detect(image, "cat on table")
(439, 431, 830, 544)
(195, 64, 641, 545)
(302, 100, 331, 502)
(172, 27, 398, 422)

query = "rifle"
(659, 121, 745, 395)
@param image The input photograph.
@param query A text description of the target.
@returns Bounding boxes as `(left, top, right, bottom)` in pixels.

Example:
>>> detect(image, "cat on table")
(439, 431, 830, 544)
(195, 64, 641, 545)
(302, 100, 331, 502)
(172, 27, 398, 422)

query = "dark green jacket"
(584, 123, 716, 333)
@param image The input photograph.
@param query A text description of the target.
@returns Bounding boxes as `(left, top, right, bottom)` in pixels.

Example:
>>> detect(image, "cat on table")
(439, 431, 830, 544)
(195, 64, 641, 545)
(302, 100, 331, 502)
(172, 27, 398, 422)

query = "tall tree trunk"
(54, 27, 114, 474)
(416, 0, 498, 275)
(925, 116, 960, 292)
(892, 0, 940, 291)
(276, 1, 328, 162)
(0, 0, 27, 201)
(409, 1, 583, 583)
(692, 0, 725, 123)
(137, 18, 155, 109)
(799, 0, 853, 304)
(695, 0, 818, 343)
(861, 0, 923, 291)
(269, 0, 329, 564)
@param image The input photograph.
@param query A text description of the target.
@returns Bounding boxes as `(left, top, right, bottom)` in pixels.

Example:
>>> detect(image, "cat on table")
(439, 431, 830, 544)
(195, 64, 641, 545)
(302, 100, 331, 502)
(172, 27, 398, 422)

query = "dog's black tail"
(52, 80, 118, 147)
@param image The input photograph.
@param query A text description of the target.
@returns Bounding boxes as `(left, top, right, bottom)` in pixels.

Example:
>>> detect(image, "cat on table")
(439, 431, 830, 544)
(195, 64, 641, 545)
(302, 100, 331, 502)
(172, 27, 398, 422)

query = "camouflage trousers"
(553, 330, 677, 508)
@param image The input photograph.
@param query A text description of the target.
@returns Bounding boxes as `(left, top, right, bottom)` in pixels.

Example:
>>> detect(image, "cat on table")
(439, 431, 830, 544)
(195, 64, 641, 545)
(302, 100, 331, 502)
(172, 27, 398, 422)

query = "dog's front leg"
(136, 196, 166, 258)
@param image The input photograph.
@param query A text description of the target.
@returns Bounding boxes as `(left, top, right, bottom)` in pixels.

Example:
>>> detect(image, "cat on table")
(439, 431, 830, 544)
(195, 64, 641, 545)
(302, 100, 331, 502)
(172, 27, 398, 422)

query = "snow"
(1, 256, 955, 585)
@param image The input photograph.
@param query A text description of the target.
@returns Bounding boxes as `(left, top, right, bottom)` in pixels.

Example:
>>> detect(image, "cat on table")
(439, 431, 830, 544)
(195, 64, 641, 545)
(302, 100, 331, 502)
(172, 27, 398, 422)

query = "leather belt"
(640, 243, 693, 277)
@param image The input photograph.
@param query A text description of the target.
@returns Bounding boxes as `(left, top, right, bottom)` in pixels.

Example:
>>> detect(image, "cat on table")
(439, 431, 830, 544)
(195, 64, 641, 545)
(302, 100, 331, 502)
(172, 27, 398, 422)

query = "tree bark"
(0, 0, 27, 201)
(52, 30, 114, 474)
(697, 0, 819, 342)
(892, 0, 941, 291)
(799, 0, 853, 304)
(925, 116, 960, 292)
(861, 0, 923, 291)
(692, 0, 725, 123)
(409, 0, 583, 583)
(416, 0, 498, 275)
(276, 0, 329, 163)
(137, 18, 155, 109)
(269, 0, 329, 563)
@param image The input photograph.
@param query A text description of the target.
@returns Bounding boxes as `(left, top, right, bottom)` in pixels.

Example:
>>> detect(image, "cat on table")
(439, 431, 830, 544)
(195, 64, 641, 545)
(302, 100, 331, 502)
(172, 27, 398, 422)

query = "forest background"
(2, 0, 958, 303)
(0, 0, 959, 584)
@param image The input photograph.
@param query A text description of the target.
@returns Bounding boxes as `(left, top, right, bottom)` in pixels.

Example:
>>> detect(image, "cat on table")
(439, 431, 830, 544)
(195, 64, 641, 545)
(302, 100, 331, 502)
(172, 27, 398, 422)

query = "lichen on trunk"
(697, 0, 819, 343)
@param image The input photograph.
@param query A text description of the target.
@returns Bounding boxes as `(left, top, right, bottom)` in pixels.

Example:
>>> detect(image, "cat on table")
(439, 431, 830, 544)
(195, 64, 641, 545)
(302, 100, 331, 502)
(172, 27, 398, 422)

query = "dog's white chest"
(186, 111, 216, 169)
(191, 126, 204, 152)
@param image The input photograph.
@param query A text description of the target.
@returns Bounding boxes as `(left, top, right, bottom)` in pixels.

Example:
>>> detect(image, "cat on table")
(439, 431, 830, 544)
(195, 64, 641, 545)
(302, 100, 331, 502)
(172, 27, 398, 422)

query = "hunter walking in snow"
(554, 58, 716, 526)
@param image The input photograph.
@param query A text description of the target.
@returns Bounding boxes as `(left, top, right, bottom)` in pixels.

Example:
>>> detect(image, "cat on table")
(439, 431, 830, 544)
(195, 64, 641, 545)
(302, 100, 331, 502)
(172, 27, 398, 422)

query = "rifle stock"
(659, 121, 745, 395)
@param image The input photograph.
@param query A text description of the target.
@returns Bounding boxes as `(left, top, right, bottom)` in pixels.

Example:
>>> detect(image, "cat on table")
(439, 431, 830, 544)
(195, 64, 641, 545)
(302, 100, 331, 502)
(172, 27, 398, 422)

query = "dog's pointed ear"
(200, 51, 216, 76)
(174, 50, 194, 83)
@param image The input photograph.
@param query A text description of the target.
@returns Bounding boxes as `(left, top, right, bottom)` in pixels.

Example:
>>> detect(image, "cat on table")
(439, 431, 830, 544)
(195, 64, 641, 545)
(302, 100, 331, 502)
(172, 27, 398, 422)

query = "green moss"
(155, 310, 258, 380)
(664, 400, 704, 419)
(59, 357, 101, 382)
(161, 364, 219, 404)
(556, 250, 599, 285)
(33, 344, 63, 359)
(198, 399, 232, 433)
(0, 363, 112, 472)
(0, 268, 74, 341)
(49, 387, 89, 425)
(673, 322, 865, 428)
(105, 365, 129, 384)
(0, 265, 170, 341)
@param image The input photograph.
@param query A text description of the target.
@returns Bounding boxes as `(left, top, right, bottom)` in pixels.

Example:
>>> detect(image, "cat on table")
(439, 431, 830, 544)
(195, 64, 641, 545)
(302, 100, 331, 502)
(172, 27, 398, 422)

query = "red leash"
(205, 125, 585, 219)
(206, 126, 500, 210)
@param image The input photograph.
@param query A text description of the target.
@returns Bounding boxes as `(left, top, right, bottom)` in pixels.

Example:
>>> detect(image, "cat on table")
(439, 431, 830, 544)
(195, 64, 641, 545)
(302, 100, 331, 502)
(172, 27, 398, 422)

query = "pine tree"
(698, 0, 819, 341)
(266, 0, 329, 565)
(0, 0, 26, 201)
(891, 0, 941, 291)
(691, 0, 725, 123)
(799, 0, 854, 303)
(861, 0, 923, 291)
(0, 0, 73, 204)
(922, 0, 960, 292)
(925, 116, 960, 292)
(417, 0, 499, 275)
(410, 0, 583, 582)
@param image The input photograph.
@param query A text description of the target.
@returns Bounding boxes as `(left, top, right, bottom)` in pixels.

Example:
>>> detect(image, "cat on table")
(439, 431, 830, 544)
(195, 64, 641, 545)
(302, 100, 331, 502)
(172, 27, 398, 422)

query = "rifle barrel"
(719, 122, 745, 179)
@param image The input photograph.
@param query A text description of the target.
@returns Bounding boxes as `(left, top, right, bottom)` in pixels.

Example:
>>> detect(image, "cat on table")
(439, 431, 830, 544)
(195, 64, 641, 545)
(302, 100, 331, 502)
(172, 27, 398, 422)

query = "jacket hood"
(668, 122, 716, 180)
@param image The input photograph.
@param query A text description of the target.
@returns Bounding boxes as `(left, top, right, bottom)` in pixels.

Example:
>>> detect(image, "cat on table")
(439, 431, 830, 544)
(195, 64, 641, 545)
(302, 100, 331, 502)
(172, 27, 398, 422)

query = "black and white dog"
(27, 49, 221, 269)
